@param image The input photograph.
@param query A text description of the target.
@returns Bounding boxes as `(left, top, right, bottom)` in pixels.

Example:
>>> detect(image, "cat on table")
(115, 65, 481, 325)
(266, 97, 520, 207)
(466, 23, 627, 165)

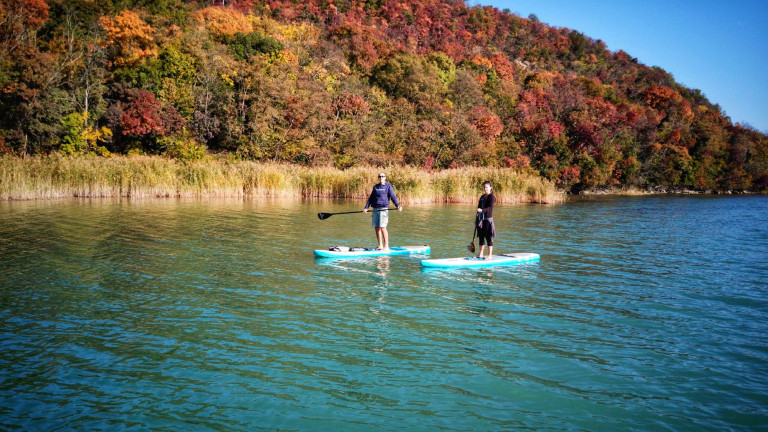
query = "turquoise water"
(1, 196, 767, 431)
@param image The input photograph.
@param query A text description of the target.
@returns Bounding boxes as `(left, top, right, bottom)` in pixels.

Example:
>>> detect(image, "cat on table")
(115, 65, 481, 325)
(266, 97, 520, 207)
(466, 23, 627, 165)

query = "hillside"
(1, 0, 767, 192)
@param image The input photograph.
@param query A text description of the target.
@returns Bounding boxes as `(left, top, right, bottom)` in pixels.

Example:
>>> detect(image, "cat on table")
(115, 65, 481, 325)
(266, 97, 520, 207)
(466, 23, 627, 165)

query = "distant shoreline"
(573, 187, 760, 196)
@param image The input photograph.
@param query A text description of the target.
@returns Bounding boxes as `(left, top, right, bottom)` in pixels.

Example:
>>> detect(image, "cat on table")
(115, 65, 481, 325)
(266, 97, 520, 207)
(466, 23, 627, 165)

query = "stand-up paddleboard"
(421, 252, 539, 268)
(314, 245, 430, 258)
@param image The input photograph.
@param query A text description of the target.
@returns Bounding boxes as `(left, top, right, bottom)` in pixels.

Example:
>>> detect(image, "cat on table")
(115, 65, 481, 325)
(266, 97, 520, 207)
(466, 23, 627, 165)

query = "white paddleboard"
(421, 252, 540, 268)
(314, 245, 430, 258)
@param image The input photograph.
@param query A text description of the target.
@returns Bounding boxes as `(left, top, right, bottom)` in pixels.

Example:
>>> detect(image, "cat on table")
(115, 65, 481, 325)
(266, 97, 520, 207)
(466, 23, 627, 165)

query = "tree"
(227, 31, 284, 61)
(59, 111, 112, 156)
(0, 0, 50, 61)
(155, 44, 197, 116)
(99, 10, 157, 67)
(106, 86, 185, 153)
(192, 6, 253, 37)
(370, 52, 445, 112)
(467, 105, 502, 141)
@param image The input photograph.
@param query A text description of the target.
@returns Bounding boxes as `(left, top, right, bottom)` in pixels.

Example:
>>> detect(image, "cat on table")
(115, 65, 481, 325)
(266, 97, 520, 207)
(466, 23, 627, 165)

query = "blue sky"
(478, 0, 768, 132)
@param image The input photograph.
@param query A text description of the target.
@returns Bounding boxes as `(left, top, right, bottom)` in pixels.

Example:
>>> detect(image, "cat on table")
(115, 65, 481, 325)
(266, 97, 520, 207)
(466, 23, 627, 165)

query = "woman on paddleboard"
(475, 181, 496, 259)
(363, 172, 402, 251)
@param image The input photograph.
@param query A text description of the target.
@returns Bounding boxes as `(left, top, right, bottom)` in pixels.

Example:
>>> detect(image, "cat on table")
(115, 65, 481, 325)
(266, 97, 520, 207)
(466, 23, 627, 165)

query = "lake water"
(1, 195, 767, 431)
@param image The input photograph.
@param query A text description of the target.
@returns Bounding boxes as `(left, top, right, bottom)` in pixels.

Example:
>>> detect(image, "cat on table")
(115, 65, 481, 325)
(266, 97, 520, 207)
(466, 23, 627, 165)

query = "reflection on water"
(1, 196, 767, 431)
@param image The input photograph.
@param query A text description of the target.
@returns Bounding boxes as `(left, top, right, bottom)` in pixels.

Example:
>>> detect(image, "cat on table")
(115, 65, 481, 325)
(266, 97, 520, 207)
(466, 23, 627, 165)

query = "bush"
(160, 133, 207, 163)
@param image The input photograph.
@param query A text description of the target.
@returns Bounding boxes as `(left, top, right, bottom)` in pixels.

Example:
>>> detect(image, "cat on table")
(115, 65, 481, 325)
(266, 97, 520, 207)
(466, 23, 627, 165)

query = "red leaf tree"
(106, 86, 185, 152)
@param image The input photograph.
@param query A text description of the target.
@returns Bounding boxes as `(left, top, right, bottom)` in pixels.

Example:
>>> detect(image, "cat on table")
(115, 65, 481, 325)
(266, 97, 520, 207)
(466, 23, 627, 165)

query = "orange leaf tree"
(99, 10, 157, 67)
(192, 6, 253, 37)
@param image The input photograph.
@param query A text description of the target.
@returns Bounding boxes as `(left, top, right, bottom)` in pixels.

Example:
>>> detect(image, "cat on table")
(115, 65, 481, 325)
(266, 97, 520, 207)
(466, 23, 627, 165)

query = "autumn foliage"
(192, 6, 254, 36)
(99, 10, 157, 66)
(0, 0, 766, 192)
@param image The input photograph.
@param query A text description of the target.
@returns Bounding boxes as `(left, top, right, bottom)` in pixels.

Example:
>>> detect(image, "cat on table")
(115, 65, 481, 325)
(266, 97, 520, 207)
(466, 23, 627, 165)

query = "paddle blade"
(317, 213, 331, 220)
(467, 241, 476, 253)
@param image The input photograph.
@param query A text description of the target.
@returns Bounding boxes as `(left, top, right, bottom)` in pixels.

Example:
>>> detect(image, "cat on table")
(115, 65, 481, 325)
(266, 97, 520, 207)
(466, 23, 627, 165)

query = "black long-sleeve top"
(478, 193, 496, 219)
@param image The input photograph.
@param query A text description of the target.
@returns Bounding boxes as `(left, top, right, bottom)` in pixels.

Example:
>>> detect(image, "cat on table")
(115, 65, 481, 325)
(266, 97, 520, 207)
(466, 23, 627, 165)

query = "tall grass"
(0, 155, 564, 204)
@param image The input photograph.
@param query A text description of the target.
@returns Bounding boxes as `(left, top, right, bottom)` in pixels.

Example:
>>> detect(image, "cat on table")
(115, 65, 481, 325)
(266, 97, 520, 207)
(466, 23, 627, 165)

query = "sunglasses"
(378, 175, 386, 178)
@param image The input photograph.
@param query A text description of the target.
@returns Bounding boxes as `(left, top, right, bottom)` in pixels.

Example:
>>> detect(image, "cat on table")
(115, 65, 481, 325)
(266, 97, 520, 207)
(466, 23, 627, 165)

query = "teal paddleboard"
(421, 252, 540, 268)
(314, 245, 430, 258)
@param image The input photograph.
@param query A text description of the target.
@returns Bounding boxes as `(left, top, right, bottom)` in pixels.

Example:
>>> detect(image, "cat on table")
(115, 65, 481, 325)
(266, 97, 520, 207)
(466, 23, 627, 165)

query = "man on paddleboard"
(363, 172, 402, 250)
(475, 181, 496, 259)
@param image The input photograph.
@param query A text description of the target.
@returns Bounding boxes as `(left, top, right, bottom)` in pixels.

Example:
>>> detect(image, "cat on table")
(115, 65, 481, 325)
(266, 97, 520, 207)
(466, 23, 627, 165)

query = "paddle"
(317, 207, 397, 220)
(467, 226, 477, 253)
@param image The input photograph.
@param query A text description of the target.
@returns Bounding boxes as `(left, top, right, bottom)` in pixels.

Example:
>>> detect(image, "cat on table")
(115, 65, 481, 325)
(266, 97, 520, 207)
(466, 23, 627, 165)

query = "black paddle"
(317, 207, 397, 220)
(467, 225, 477, 253)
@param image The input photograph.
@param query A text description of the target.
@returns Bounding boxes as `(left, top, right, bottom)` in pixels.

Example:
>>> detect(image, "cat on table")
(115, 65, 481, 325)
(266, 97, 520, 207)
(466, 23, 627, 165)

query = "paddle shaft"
(468, 225, 477, 253)
(318, 207, 397, 220)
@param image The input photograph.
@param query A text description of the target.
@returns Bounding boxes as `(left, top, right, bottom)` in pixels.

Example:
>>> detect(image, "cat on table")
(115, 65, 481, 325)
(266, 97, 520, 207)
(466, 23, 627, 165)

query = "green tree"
(370, 52, 446, 112)
(59, 111, 112, 156)
(227, 31, 284, 61)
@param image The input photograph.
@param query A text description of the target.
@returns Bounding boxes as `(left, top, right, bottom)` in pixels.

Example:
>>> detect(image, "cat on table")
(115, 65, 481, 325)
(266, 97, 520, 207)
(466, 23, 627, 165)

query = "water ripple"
(1, 197, 767, 430)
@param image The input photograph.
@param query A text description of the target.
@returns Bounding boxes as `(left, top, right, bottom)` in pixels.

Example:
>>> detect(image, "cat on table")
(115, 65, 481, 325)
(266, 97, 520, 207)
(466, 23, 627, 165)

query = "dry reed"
(0, 155, 565, 204)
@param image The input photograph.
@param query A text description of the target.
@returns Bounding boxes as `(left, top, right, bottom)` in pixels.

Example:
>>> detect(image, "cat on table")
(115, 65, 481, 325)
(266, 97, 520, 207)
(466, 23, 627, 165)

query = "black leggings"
(478, 223, 493, 246)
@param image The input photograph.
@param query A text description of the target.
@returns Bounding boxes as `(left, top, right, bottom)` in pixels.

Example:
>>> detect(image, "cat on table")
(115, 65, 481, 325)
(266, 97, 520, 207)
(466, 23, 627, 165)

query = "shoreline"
(1, 155, 565, 204)
(3, 155, 760, 204)
(574, 187, 759, 196)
